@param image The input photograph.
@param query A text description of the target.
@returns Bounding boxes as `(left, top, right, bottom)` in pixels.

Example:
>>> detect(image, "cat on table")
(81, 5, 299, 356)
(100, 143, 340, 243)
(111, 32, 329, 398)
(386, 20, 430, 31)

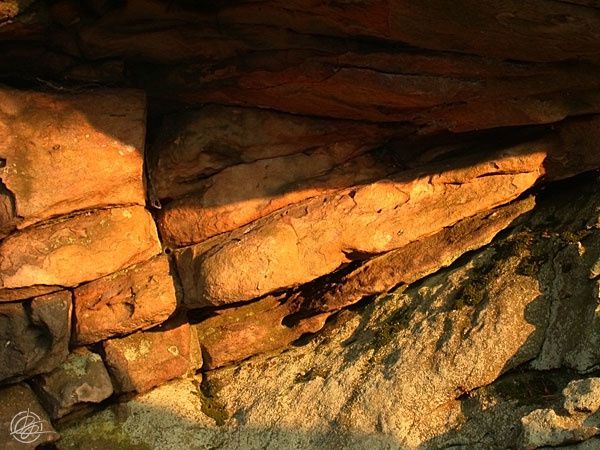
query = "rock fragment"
(32, 348, 113, 419)
(0, 206, 161, 292)
(0, 290, 71, 384)
(103, 321, 193, 393)
(73, 255, 178, 345)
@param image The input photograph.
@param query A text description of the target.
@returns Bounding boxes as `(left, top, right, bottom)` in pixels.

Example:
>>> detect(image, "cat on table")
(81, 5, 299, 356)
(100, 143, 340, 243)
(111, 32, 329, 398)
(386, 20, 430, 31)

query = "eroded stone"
(0, 206, 161, 291)
(73, 255, 178, 345)
(103, 321, 192, 393)
(0, 290, 71, 384)
(32, 348, 114, 419)
(0, 86, 146, 230)
(176, 147, 546, 306)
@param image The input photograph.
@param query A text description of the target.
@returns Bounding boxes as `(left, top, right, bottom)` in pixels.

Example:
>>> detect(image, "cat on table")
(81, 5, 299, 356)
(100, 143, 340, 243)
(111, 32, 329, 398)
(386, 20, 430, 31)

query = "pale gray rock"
(31, 348, 114, 419)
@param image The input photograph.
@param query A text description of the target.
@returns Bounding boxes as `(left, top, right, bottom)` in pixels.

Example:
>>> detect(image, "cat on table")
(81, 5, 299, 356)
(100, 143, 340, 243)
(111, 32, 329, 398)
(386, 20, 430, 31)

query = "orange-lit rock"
(176, 147, 546, 307)
(148, 105, 395, 202)
(73, 255, 178, 345)
(103, 321, 193, 393)
(0, 87, 146, 230)
(0, 206, 161, 291)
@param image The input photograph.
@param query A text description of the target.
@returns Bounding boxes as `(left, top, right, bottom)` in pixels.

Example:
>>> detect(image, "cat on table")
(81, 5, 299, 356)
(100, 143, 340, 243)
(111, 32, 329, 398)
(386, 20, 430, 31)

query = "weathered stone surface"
(32, 348, 113, 419)
(103, 321, 192, 393)
(521, 408, 598, 449)
(195, 297, 330, 370)
(563, 378, 600, 415)
(0, 87, 146, 230)
(54, 172, 600, 449)
(0, 290, 71, 384)
(152, 107, 400, 246)
(196, 197, 535, 369)
(0, 206, 161, 292)
(0, 383, 60, 450)
(176, 147, 546, 306)
(51, 168, 600, 449)
(73, 255, 178, 345)
(148, 105, 396, 202)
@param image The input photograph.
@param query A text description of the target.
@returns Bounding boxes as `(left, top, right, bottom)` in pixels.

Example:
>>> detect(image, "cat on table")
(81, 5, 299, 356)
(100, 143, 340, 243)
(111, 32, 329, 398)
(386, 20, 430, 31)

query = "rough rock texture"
(56, 172, 600, 450)
(0, 206, 161, 294)
(563, 378, 600, 415)
(32, 348, 113, 419)
(195, 197, 535, 369)
(0, 87, 146, 231)
(103, 321, 193, 393)
(73, 255, 178, 345)
(149, 105, 397, 202)
(0, 383, 59, 450)
(177, 147, 546, 307)
(0, 290, 71, 384)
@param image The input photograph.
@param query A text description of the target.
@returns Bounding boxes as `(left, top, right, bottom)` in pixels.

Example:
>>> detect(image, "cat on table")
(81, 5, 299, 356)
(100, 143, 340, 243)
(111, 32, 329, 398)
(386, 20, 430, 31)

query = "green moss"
(57, 409, 152, 450)
(372, 305, 411, 349)
(198, 377, 229, 426)
(560, 230, 588, 244)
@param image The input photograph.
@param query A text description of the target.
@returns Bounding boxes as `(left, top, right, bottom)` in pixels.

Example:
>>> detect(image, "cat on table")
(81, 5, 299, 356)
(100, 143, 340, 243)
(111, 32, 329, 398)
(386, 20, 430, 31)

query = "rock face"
(103, 321, 194, 393)
(55, 172, 600, 450)
(195, 197, 535, 369)
(2, 2, 600, 449)
(0, 290, 71, 384)
(32, 348, 114, 419)
(73, 255, 178, 345)
(0, 206, 161, 293)
(0, 87, 146, 231)
(177, 147, 546, 307)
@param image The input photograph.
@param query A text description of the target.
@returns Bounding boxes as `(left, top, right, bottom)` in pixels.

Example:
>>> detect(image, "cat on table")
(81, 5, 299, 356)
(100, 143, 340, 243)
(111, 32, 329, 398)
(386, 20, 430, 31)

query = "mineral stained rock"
(103, 321, 194, 393)
(56, 173, 600, 450)
(0, 206, 161, 293)
(73, 255, 178, 345)
(54, 172, 600, 450)
(0, 290, 71, 384)
(176, 147, 546, 307)
(32, 348, 114, 419)
(0, 87, 146, 231)
(195, 197, 535, 369)
(148, 105, 396, 202)
(0, 383, 60, 450)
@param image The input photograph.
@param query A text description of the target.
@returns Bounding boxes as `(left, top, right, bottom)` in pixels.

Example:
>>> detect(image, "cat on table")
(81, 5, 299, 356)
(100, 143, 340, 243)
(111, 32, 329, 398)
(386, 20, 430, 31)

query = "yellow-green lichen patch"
(57, 408, 153, 450)
(123, 338, 152, 362)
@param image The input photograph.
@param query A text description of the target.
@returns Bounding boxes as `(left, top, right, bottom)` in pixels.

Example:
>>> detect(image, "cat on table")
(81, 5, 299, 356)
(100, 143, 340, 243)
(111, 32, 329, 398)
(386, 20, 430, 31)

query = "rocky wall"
(1, 1, 600, 449)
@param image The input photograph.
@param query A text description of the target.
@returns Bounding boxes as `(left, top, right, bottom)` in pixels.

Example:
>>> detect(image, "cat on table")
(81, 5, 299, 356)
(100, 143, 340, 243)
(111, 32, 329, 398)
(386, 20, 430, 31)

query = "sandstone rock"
(159, 151, 395, 247)
(32, 348, 114, 419)
(0, 290, 71, 384)
(0, 206, 161, 292)
(50, 167, 600, 450)
(196, 197, 535, 369)
(0, 87, 146, 230)
(176, 147, 546, 306)
(73, 255, 178, 345)
(0, 383, 59, 450)
(216, 0, 600, 64)
(563, 378, 600, 415)
(103, 321, 193, 393)
(195, 297, 330, 370)
(148, 105, 395, 202)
